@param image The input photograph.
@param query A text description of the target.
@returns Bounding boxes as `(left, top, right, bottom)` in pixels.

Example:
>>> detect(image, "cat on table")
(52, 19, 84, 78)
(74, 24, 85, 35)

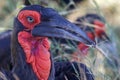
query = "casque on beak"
(31, 7, 95, 46)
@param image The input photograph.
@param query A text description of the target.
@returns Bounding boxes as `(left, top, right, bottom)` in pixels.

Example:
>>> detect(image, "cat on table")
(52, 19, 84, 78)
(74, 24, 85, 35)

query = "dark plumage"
(0, 30, 12, 70)
(55, 61, 94, 80)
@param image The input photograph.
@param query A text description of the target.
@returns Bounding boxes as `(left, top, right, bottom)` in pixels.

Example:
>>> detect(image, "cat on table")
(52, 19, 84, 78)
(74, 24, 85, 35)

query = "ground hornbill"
(72, 13, 108, 57)
(0, 5, 95, 80)
(0, 13, 112, 80)
(71, 13, 116, 60)
(0, 13, 114, 80)
(0, 13, 113, 80)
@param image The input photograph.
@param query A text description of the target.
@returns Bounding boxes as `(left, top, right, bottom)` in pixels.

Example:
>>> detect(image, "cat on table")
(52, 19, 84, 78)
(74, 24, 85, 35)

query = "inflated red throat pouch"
(18, 31, 51, 80)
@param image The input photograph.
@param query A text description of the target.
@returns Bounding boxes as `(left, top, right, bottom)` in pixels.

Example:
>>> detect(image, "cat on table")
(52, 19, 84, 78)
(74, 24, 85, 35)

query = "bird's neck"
(11, 31, 54, 80)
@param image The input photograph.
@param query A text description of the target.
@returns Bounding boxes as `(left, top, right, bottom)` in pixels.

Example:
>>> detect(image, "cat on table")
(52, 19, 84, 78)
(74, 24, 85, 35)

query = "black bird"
(0, 5, 94, 80)
(1, 13, 112, 80)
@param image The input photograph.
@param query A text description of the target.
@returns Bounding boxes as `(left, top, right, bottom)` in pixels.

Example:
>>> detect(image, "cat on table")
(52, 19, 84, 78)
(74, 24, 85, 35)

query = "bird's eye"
(27, 16, 34, 23)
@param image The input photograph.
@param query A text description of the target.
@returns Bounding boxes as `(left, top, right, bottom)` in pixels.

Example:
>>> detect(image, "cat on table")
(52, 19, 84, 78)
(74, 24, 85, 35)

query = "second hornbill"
(0, 5, 94, 80)
(72, 13, 112, 57)
(73, 13, 107, 56)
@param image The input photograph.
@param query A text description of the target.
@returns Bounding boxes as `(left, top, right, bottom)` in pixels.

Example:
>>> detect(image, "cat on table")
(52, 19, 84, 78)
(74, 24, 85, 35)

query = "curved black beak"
(32, 8, 95, 46)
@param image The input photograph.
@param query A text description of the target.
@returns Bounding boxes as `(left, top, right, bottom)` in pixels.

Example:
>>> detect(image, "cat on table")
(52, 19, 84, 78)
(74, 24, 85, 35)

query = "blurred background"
(0, 0, 120, 80)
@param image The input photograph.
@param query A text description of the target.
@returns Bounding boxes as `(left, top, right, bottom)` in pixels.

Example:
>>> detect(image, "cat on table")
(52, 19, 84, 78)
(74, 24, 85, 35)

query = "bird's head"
(93, 20, 110, 41)
(83, 13, 108, 40)
(76, 13, 110, 55)
(14, 5, 95, 45)
(12, 5, 95, 80)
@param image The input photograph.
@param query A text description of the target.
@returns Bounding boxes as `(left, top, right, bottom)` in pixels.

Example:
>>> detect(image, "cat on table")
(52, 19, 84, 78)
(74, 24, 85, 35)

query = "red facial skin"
(17, 10, 51, 80)
(94, 20, 105, 38)
(18, 10, 40, 29)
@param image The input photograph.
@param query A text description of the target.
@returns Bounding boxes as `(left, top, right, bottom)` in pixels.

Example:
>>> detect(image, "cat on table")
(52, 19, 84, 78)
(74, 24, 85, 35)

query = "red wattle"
(18, 31, 51, 80)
